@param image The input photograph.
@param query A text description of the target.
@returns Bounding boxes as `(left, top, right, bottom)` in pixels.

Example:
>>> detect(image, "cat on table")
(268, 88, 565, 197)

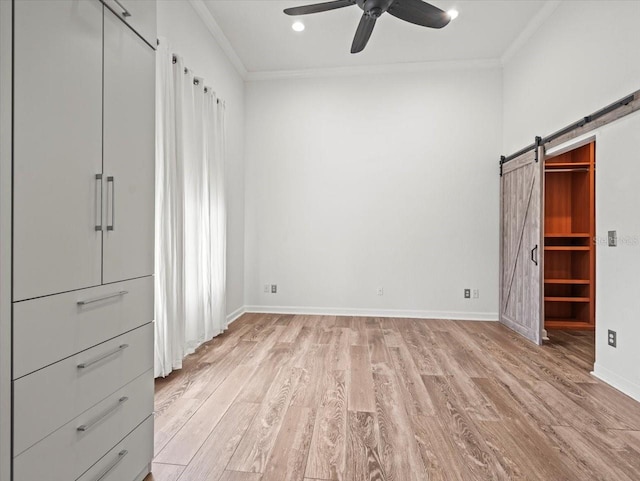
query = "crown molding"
(188, 0, 248, 80)
(246, 58, 502, 82)
(501, 0, 561, 65)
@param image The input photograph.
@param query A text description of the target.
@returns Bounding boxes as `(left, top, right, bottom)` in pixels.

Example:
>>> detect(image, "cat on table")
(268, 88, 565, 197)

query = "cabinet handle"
(77, 344, 129, 369)
(112, 0, 132, 17)
(91, 449, 128, 481)
(95, 174, 103, 231)
(531, 245, 539, 266)
(77, 397, 129, 432)
(107, 176, 115, 231)
(77, 290, 128, 306)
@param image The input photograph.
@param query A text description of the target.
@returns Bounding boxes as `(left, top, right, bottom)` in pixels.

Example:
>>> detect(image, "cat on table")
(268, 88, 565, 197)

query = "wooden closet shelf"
(545, 319, 595, 330)
(545, 162, 591, 169)
(544, 296, 590, 303)
(545, 233, 590, 238)
(544, 246, 590, 251)
(544, 279, 590, 285)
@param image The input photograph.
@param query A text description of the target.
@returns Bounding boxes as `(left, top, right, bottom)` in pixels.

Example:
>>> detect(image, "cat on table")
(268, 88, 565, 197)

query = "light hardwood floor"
(146, 314, 640, 481)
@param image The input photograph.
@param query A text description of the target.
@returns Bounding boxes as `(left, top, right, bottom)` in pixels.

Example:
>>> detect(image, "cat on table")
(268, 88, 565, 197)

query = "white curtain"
(155, 40, 227, 378)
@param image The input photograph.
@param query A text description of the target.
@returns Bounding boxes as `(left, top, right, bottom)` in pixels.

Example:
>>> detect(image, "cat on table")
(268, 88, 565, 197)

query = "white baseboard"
(226, 305, 246, 324)
(592, 363, 640, 403)
(243, 305, 498, 322)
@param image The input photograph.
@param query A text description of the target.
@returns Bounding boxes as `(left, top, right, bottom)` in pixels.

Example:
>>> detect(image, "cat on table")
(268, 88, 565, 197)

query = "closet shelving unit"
(543, 142, 596, 330)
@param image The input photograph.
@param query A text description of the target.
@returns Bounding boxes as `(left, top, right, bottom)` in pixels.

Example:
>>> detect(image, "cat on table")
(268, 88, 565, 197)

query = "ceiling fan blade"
(284, 0, 355, 16)
(351, 13, 377, 53)
(387, 0, 450, 28)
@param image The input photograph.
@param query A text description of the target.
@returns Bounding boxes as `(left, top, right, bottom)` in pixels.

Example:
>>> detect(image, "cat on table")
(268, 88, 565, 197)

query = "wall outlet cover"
(271, 284, 277, 294)
(608, 230, 617, 247)
(608, 329, 617, 348)
(464, 289, 471, 299)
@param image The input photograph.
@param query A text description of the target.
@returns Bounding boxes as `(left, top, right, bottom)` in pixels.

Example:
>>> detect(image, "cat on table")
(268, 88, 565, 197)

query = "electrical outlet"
(271, 284, 277, 294)
(464, 289, 471, 299)
(608, 230, 617, 247)
(377, 287, 384, 296)
(608, 329, 617, 348)
(473, 289, 480, 299)
(264, 284, 270, 293)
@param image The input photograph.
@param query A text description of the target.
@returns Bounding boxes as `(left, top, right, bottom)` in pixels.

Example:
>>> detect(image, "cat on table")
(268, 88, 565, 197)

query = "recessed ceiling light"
(292, 21, 305, 32)
(447, 9, 459, 20)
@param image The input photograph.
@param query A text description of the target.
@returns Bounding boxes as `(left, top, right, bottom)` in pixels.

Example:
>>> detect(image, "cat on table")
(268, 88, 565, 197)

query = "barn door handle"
(531, 245, 539, 266)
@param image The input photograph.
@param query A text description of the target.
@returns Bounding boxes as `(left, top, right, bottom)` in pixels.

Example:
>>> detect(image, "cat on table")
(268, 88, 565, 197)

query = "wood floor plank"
(348, 345, 376, 413)
(388, 345, 435, 417)
(396, 322, 442, 375)
(154, 363, 256, 465)
(476, 418, 578, 480)
(543, 425, 638, 481)
(154, 397, 204, 456)
(262, 404, 316, 481)
(182, 340, 257, 400)
(326, 328, 350, 371)
(237, 343, 293, 404)
(291, 344, 329, 408)
(345, 411, 385, 481)
(227, 366, 304, 473)
(176, 402, 260, 481)
(421, 375, 509, 481)
(305, 370, 347, 480)
(372, 361, 428, 481)
(147, 463, 185, 481)
(366, 328, 389, 363)
(218, 471, 263, 481)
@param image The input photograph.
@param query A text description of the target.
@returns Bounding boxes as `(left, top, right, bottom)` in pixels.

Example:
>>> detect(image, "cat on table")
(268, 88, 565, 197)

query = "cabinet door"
(13, 0, 103, 301)
(103, 8, 155, 284)
(103, 0, 157, 48)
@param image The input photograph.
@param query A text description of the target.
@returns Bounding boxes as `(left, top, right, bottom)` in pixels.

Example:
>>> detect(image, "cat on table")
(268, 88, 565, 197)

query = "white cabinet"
(10, 1, 156, 480)
(103, 8, 156, 284)
(103, 0, 157, 48)
(13, 0, 103, 301)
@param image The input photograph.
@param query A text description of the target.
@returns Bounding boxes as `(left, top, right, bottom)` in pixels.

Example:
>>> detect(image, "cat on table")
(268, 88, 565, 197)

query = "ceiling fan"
(284, 0, 452, 54)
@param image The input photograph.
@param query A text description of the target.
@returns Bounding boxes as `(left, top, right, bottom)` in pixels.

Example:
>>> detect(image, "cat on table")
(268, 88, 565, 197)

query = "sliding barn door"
(500, 149, 543, 344)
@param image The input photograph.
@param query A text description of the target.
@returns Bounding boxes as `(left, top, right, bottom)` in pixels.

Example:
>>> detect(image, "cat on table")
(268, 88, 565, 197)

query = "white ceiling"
(203, 0, 549, 73)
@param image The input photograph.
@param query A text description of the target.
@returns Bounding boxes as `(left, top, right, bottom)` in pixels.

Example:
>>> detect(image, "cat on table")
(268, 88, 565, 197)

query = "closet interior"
(544, 141, 596, 330)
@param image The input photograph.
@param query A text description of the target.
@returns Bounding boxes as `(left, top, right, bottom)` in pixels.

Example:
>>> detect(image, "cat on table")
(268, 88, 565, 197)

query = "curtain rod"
(171, 54, 223, 104)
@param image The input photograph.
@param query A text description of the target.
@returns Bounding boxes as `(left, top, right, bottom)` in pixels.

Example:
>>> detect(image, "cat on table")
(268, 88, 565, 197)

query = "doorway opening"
(543, 140, 596, 368)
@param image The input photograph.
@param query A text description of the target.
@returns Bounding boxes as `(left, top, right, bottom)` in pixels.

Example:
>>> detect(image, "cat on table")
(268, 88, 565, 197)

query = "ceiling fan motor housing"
(358, 0, 395, 17)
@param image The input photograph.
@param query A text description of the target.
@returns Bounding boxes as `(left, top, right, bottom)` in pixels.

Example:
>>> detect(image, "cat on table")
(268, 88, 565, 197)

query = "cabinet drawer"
(13, 276, 153, 379)
(103, 0, 156, 48)
(77, 415, 153, 481)
(13, 370, 153, 481)
(13, 323, 153, 455)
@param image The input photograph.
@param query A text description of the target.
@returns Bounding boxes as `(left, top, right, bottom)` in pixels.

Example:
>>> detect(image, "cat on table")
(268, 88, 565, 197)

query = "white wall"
(503, 1, 640, 154)
(244, 67, 502, 319)
(503, 0, 640, 401)
(157, 1, 245, 318)
(593, 111, 640, 400)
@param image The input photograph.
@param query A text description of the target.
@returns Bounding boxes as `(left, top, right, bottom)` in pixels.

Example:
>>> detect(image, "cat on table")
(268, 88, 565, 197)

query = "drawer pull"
(92, 449, 128, 481)
(77, 290, 128, 306)
(77, 396, 129, 432)
(113, 0, 132, 18)
(77, 344, 129, 369)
